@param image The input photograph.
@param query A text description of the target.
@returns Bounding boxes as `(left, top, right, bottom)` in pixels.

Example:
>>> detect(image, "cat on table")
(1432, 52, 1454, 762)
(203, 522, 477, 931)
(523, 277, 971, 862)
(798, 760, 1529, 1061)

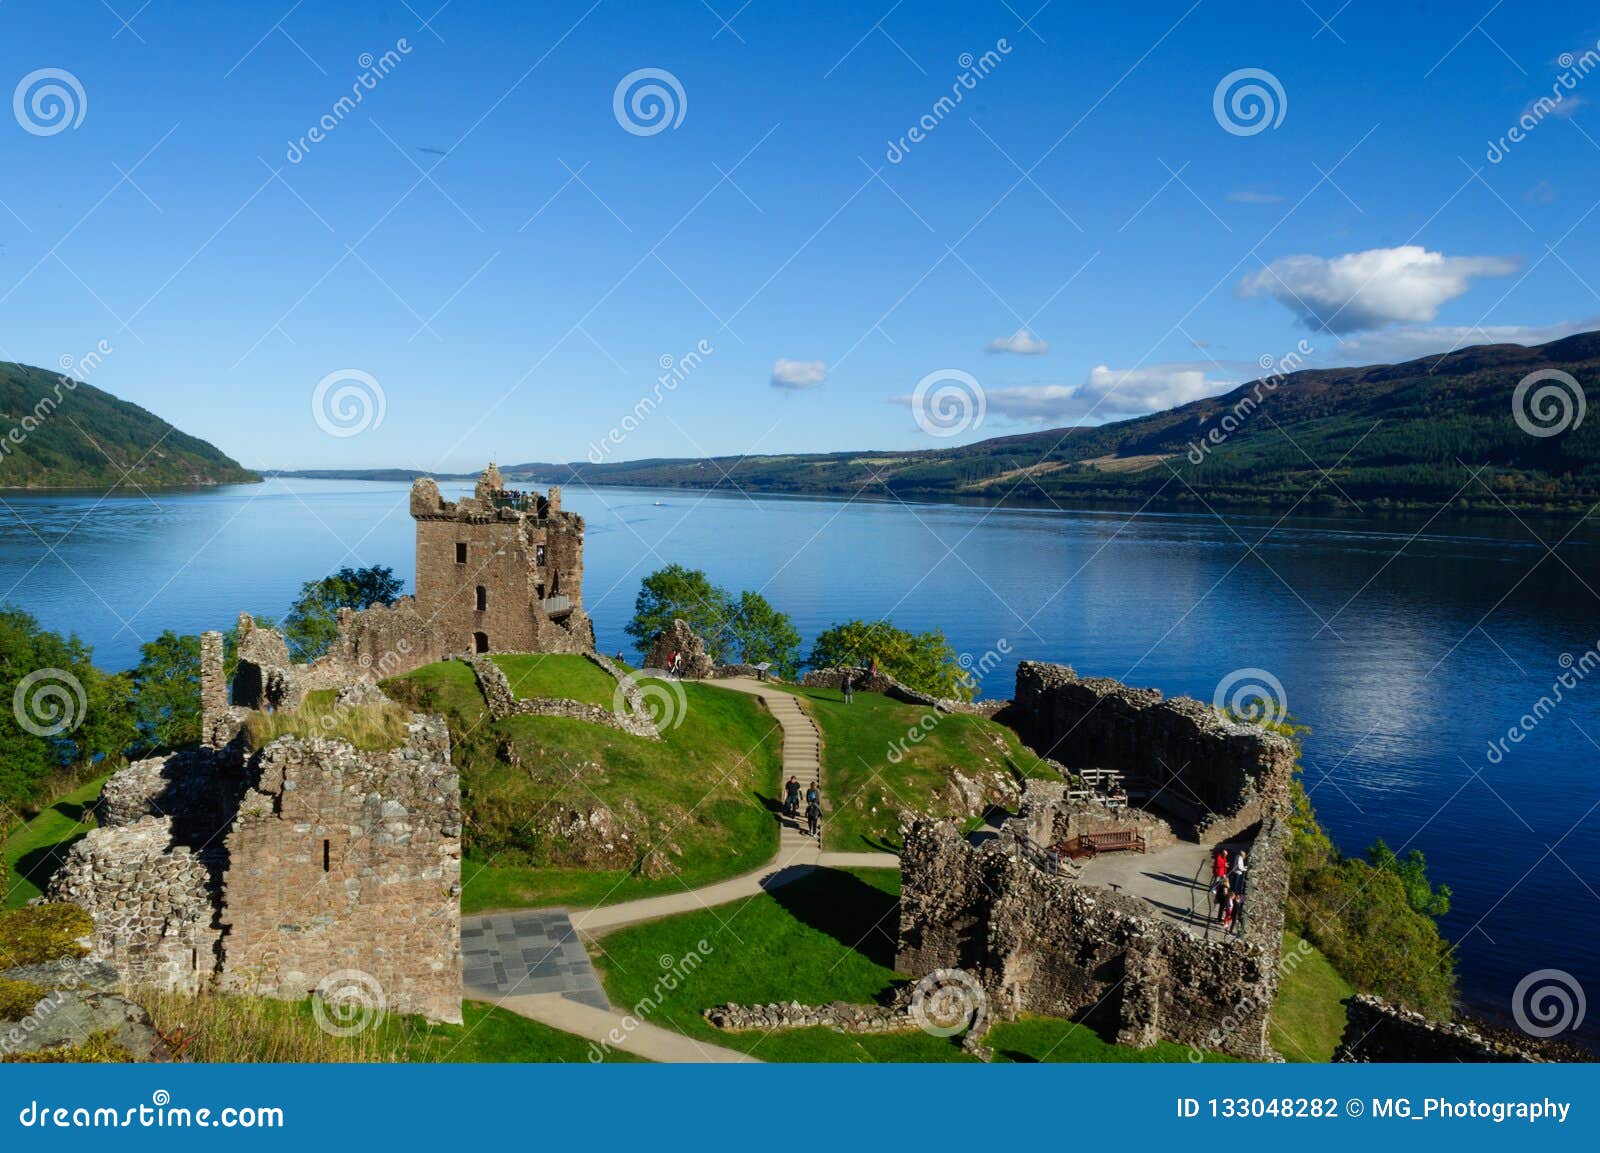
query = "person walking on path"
(1229, 890, 1247, 935)
(783, 775, 801, 820)
(1212, 847, 1229, 881)
(1230, 847, 1248, 897)
(841, 670, 854, 704)
(805, 781, 821, 839)
(1212, 875, 1231, 924)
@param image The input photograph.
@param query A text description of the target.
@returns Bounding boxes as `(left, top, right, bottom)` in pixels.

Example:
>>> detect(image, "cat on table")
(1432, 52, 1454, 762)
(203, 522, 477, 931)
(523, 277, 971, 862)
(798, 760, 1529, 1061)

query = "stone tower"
(408, 463, 594, 655)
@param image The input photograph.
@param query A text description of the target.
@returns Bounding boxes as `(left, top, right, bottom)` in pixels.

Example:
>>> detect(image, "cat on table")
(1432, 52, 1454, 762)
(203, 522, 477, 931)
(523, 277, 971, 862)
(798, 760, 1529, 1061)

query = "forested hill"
(500, 332, 1600, 513)
(1, 361, 258, 489)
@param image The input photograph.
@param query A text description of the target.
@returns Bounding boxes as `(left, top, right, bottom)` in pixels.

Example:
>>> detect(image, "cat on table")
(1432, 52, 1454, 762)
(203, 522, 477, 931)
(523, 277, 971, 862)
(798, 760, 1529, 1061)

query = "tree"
(0, 606, 133, 809)
(284, 564, 404, 661)
(727, 591, 802, 678)
(807, 619, 972, 700)
(127, 631, 202, 754)
(624, 565, 736, 661)
(1366, 838, 1453, 917)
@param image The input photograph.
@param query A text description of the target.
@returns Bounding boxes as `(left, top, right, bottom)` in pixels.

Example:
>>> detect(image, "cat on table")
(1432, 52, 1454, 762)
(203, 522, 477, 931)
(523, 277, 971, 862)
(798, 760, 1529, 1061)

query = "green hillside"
(497, 332, 1600, 513)
(0, 361, 257, 489)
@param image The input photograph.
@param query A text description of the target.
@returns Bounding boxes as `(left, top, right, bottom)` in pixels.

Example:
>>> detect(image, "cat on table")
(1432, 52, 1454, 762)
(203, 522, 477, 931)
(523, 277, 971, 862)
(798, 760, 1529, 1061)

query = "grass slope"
(594, 866, 1231, 1062)
(1270, 931, 1353, 1062)
(492, 653, 619, 709)
(775, 685, 1057, 851)
(3, 774, 107, 907)
(387, 660, 782, 913)
(1, 361, 258, 489)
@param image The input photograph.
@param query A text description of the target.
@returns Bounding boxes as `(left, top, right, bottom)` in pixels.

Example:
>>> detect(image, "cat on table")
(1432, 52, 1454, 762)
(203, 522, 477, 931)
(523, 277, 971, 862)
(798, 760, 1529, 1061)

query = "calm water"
(2, 478, 1598, 1033)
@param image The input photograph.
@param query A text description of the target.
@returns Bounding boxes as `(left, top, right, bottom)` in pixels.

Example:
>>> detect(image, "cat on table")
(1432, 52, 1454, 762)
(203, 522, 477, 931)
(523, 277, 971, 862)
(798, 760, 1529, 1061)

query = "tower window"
(476, 585, 487, 611)
(322, 839, 330, 873)
(456, 542, 468, 564)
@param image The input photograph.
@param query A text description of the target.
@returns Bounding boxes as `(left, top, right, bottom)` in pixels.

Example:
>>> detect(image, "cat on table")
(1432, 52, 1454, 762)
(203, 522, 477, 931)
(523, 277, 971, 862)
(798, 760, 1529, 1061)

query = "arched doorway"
(473, 631, 489, 654)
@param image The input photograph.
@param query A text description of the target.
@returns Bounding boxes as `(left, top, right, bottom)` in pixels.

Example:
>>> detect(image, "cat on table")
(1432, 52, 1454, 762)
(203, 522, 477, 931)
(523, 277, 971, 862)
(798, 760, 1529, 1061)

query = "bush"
(0, 977, 49, 1020)
(808, 619, 972, 700)
(625, 566, 801, 673)
(284, 565, 403, 661)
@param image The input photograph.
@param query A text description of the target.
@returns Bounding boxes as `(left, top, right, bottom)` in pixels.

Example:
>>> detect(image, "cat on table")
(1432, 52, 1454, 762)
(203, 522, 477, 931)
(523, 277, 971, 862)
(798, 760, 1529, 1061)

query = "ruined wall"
(217, 717, 463, 1023)
(464, 653, 658, 739)
(1334, 995, 1542, 1063)
(1008, 661, 1295, 839)
(302, 598, 455, 690)
(1010, 781, 1179, 853)
(896, 816, 1291, 1059)
(646, 619, 715, 677)
(45, 818, 219, 996)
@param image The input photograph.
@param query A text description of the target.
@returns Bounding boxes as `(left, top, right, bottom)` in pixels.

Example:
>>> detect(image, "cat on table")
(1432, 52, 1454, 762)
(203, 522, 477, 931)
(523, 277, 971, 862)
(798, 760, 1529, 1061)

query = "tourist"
(1230, 847, 1248, 896)
(1212, 876, 1230, 923)
(1229, 890, 1247, 935)
(784, 775, 801, 819)
(615, 650, 624, 663)
(1212, 847, 1229, 880)
(841, 670, 854, 704)
(1221, 887, 1236, 931)
(668, 650, 679, 677)
(805, 781, 821, 838)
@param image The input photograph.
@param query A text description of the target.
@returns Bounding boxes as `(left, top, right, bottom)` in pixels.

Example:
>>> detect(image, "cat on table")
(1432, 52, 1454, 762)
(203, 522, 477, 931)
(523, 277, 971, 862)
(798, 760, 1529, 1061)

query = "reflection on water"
(1, 478, 1597, 1032)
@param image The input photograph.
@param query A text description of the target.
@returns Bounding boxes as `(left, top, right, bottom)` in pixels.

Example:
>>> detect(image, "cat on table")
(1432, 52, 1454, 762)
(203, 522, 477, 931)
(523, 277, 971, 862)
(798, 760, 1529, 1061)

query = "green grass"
(245, 690, 411, 751)
(987, 1015, 1237, 1062)
(137, 988, 644, 1063)
(492, 653, 620, 709)
(388, 660, 783, 912)
(592, 866, 1228, 1063)
(1269, 931, 1353, 1062)
(3, 774, 107, 907)
(773, 685, 1059, 851)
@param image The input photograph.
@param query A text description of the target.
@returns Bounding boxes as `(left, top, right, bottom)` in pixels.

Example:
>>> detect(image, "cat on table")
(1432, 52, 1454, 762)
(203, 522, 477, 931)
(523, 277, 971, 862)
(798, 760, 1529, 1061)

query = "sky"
(3, 0, 1600, 471)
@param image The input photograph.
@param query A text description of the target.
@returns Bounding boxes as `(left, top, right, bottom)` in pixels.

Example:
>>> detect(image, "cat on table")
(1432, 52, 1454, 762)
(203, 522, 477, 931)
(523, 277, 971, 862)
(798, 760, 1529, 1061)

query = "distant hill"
(488, 333, 1600, 513)
(1, 361, 258, 490)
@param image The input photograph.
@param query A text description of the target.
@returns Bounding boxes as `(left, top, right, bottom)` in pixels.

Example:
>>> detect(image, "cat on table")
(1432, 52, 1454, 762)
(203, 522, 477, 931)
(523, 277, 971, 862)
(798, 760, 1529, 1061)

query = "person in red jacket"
(1213, 848, 1229, 879)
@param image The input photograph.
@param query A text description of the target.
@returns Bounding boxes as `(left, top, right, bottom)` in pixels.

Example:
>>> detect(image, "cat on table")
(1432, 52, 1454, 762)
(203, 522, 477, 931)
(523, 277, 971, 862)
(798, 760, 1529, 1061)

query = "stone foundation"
(1334, 995, 1544, 1063)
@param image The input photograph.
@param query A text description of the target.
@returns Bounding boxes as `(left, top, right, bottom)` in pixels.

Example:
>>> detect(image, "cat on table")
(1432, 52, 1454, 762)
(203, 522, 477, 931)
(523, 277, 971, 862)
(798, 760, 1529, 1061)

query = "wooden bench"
(1052, 829, 1147, 860)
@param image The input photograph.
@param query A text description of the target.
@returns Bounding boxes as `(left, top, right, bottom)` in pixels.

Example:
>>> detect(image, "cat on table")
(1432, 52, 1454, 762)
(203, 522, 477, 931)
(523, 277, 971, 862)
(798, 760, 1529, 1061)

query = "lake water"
(2, 477, 1597, 1035)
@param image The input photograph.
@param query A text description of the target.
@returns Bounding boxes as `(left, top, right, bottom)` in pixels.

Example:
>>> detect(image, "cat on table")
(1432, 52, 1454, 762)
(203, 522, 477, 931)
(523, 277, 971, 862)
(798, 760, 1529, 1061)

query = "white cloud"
(1238, 245, 1518, 333)
(893, 363, 1238, 426)
(1228, 189, 1284, 204)
(1334, 317, 1600, 363)
(986, 328, 1051, 355)
(770, 358, 828, 390)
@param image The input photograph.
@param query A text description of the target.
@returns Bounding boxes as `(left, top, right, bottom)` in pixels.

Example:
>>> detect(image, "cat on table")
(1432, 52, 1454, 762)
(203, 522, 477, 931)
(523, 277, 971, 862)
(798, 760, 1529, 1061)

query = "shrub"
(0, 904, 92, 966)
(0, 977, 49, 1020)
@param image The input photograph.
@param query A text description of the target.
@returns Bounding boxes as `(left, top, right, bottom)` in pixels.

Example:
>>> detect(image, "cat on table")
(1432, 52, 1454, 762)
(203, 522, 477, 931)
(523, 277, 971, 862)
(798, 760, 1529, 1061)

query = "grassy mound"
(592, 866, 1229, 1062)
(492, 653, 620, 709)
(773, 686, 1058, 850)
(3, 774, 106, 907)
(387, 660, 783, 912)
(244, 690, 411, 751)
(1270, 931, 1353, 1062)
(136, 989, 643, 1063)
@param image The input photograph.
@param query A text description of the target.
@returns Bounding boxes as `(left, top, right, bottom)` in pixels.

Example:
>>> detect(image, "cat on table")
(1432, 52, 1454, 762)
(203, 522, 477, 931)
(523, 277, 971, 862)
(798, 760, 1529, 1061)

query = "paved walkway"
(463, 676, 898, 1060)
(1075, 839, 1225, 936)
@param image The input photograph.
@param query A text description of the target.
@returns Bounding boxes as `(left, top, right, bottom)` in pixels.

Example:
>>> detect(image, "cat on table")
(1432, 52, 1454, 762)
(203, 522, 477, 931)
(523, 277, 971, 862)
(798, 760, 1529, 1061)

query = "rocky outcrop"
(0, 959, 157, 1062)
(1334, 995, 1545, 1063)
(646, 619, 715, 679)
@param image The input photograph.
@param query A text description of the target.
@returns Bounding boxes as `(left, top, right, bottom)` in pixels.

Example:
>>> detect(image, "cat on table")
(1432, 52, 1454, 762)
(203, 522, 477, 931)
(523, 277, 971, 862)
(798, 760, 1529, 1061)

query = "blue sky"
(3, 0, 1600, 471)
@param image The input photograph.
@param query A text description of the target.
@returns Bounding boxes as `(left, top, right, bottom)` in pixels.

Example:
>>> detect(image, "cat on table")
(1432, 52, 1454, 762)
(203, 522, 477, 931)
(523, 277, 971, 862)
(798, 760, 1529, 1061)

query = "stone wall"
(896, 814, 1292, 1059)
(802, 666, 1007, 716)
(1008, 780, 1179, 853)
(646, 619, 715, 678)
(45, 817, 219, 996)
(463, 653, 658, 739)
(1008, 661, 1296, 839)
(1334, 995, 1543, 1063)
(217, 715, 462, 1023)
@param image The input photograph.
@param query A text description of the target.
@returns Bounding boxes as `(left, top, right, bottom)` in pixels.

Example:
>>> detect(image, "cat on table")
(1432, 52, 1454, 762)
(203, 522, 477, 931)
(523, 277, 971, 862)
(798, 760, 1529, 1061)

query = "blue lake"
(2, 478, 1597, 1034)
